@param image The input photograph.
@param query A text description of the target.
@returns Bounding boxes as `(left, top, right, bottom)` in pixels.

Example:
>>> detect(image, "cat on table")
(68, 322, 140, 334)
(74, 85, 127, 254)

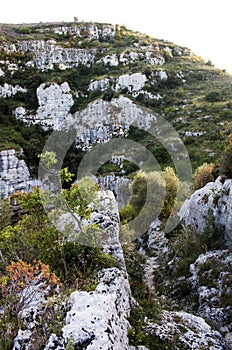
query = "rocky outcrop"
(157, 70, 168, 80)
(99, 53, 119, 67)
(13, 190, 133, 350)
(15, 82, 74, 129)
(2, 40, 98, 70)
(69, 96, 157, 149)
(99, 50, 165, 67)
(0, 67, 5, 76)
(140, 218, 232, 349)
(88, 77, 111, 91)
(189, 250, 232, 336)
(0, 83, 27, 97)
(179, 177, 232, 243)
(40, 23, 116, 41)
(0, 149, 37, 198)
(61, 267, 131, 350)
(97, 173, 132, 209)
(146, 310, 227, 349)
(115, 73, 147, 94)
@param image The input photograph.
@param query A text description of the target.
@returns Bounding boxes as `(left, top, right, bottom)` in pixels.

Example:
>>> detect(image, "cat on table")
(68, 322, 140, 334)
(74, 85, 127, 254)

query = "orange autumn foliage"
(1, 260, 61, 297)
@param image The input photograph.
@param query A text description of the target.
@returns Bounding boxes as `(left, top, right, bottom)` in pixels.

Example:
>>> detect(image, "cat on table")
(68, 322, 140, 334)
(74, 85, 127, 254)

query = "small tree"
(194, 163, 216, 190)
(0, 260, 61, 349)
(162, 167, 179, 218)
(1, 260, 61, 313)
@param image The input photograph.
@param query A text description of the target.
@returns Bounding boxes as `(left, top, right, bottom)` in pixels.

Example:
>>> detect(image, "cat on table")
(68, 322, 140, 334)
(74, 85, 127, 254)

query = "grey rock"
(0, 83, 27, 97)
(179, 176, 232, 244)
(0, 149, 38, 198)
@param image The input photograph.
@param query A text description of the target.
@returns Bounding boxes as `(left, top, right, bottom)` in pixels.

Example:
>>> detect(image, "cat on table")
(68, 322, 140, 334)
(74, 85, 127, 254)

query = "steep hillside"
(0, 21, 232, 175)
(0, 22, 232, 350)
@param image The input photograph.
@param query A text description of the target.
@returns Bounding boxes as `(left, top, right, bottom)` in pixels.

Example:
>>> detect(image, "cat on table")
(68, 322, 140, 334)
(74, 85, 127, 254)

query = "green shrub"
(0, 188, 115, 285)
(205, 91, 222, 102)
(18, 27, 31, 34)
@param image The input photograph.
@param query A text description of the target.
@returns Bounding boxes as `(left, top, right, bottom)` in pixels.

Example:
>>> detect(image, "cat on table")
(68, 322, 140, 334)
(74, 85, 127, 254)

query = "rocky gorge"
(0, 21, 232, 350)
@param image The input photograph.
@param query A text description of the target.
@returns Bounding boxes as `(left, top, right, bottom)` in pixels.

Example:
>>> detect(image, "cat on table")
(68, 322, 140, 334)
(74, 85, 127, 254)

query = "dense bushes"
(193, 163, 217, 190)
(120, 167, 179, 225)
(0, 187, 115, 285)
(205, 90, 222, 102)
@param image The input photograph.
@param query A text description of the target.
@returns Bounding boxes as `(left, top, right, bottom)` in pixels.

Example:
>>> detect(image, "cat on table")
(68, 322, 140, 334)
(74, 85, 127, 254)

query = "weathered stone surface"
(41, 23, 116, 41)
(0, 149, 37, 198)
(0, 83, 27, 97)
(189, 250, 232, 335)
(115, 73, 147, 93)
(99, 53, 119, 66)
(157, 70, 168, 80)
(97, 173, 132, 210)
(69, 96, 158, 149)
(2, 40, 98, 70)
(15, 82, 74, 129)
(88, 77, 111, 91)
(13, 190, 132, 350)
(0, 67, 5, 76)
(36, 82, 74, 129)
(62, 267, 131, 350)
(179, 176, 232, 243)
(146, 310, 227, 349)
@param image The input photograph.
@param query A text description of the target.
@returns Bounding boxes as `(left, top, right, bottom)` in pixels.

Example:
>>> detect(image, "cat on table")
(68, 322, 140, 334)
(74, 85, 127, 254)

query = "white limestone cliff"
(179, 176, 232, 243)
(2, 40, 98, 71)
(0, 83, 27, 98)
(69, 96, 158, 148)
(189, 249, 232, 336)
(115, 73, 147, 93)
(146, 310, 227, 349)
(40, 23, 116, 41)
(15, 82, 74, 129)
(88, 77, 111, 91)
(0, 149, 37, 198)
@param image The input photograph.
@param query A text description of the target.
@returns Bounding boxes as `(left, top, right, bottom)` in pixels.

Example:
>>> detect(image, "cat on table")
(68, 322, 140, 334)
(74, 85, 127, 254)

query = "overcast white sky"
(1, 0, 232, 73)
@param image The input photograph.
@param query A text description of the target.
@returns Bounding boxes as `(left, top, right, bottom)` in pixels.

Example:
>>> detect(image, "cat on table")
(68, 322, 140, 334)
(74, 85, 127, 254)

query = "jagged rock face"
(99, 53, 119, 67)
(88, 77, 111, 91)
(14, 93, 164, 144)
(14, 268, 132, 350)
(97, 173, 132, 210)
(0, 149, 37, 198)
(0, 83, 27, 97)
(115, 73, 147, 94)
(88, 72, 161, 100)
(99, 50, 165, 67)
(189, 250, 232, 335)
(140, 217, 232, 348)
(179, 177, 232, 243)
(61, 268, 131, 350)
(1, 27, 165, 71)
(69, 96, 157, 149)
(2, 40, 98, 71)
(39, 23, 116, 41)
(146, 310, 227, 349)
(15, 82, 74, 129)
